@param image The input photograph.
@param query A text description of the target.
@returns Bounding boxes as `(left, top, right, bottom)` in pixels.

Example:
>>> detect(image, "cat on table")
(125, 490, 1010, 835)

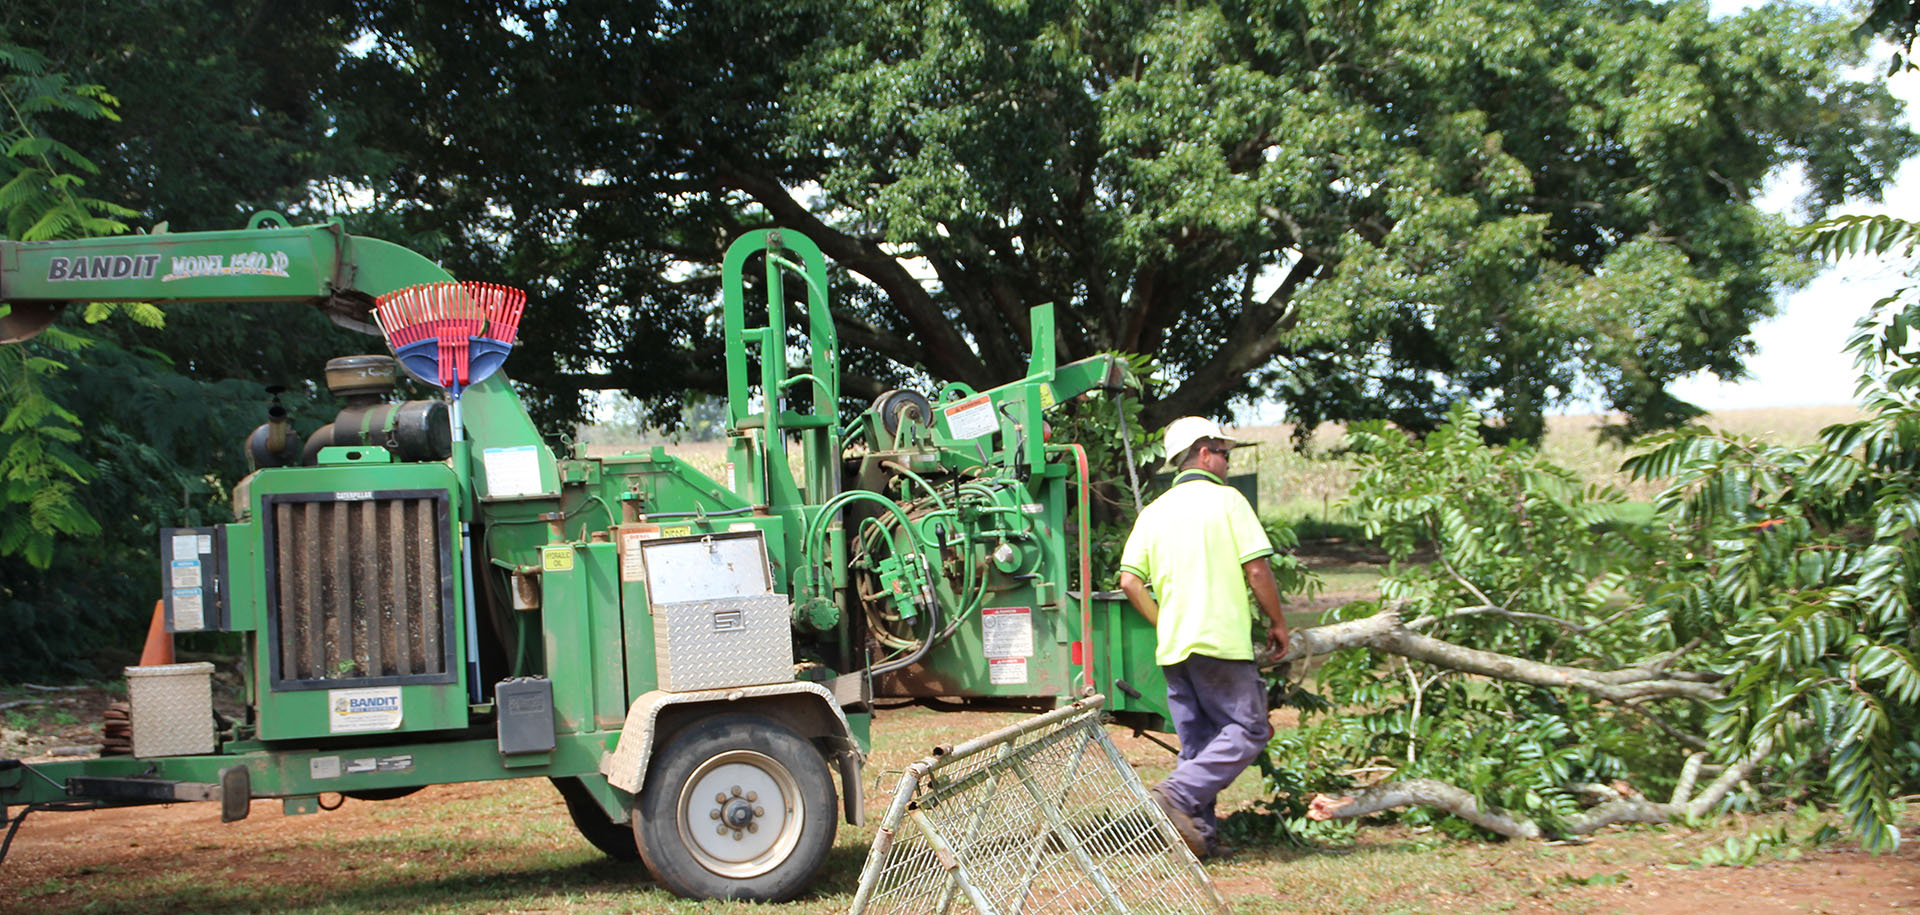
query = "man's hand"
(1266, 621, 1291, 659)
(1243, 556, 1288, 661)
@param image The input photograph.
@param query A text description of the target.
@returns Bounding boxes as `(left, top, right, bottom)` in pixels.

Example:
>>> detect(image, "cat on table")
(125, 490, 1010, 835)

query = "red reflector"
(1071, 640, 1083, 665)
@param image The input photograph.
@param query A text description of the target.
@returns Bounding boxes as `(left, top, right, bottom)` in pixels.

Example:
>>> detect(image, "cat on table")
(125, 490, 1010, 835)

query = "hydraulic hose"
(879, 459, 951, 512)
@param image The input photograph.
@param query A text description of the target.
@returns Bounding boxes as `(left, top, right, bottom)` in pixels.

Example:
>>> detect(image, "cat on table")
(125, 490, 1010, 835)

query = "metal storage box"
(126, 662, 216, 757)
(653, 594, 793, 691)
(640, 531, 792, 692)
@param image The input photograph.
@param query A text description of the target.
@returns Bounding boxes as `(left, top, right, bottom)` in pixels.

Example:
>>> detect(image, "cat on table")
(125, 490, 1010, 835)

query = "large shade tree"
(337, 0, 1913, 439)
(0, 3, 382, 672)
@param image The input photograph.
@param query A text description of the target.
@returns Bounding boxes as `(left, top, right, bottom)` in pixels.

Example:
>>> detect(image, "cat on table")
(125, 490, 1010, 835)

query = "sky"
(1667, 2, 1920, 411)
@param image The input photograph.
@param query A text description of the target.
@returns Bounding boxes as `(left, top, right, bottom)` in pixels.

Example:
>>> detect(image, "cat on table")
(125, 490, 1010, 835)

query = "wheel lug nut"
(715, 792, 728, 804)
(730, 785, 742, 796)
(753, 806, 764, 817)
(745, 791, 758, 802)
(716, 824, 728, 836)
(747, 822, 758, 834)
(733, 829, 744, 840)
(710, 809, 721, 820)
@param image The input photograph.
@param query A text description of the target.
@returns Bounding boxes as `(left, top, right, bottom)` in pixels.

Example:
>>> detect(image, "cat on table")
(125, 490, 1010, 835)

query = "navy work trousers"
(1158, 653, 1272, 844)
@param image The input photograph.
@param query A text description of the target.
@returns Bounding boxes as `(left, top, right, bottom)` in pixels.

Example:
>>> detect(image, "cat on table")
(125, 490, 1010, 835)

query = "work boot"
(1149, 785, 1208, 860)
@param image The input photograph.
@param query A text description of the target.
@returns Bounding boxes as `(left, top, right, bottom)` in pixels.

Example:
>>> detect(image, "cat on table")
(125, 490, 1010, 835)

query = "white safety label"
(170, 559, 201, 588)
(171, 533, 197, 558)
(172, 588, 204, 630)
(483, 445, 544, 497)
(989, 657, 1028, 685)
(345, 755, 414, 774)
(982, 606, 1034, 658)
(310, 756, 342, 779)
(328, 687, 404, 733)
(943, 395, 997, 440)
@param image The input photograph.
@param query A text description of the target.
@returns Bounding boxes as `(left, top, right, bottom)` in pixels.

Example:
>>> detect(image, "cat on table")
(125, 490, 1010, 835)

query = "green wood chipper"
(0, 215, 1173, 901)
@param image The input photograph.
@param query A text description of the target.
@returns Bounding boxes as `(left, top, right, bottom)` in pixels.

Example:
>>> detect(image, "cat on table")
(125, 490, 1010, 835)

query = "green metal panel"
(1092, 594, 1171, 728)
(582, 543, 628, 729)
(876, 589, 1079, 700)
(845, 709, 871, 751)
(244, 460, 471, 742)
(539, 543, 626, 732)
(255, 683, 469, 743)
(462, 373, 561, 499)
(222, 520, 260, 632)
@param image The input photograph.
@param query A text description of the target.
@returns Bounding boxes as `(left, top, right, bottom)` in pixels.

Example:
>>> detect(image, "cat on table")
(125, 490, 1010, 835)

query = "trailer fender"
(598, 682, 864, 826)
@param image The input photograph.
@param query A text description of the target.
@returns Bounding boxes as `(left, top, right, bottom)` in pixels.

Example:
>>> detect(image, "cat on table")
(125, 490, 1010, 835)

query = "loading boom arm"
(0, 213, 453, 343)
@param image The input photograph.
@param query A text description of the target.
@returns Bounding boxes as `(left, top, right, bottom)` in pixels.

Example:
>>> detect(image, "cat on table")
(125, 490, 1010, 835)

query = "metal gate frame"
(849, 695, 1230, 915)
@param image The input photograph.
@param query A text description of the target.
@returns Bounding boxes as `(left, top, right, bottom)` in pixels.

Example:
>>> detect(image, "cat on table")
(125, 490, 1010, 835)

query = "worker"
(1117, 416, 1291, 859)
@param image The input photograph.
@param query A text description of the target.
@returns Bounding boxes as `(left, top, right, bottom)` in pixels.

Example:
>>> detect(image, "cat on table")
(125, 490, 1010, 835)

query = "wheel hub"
(714, 788, 763, 831)
(677, 750, 804, 878)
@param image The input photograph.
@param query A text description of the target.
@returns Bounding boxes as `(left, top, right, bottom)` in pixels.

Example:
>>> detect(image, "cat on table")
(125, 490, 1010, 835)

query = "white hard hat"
(1162, 416, 1238, 466)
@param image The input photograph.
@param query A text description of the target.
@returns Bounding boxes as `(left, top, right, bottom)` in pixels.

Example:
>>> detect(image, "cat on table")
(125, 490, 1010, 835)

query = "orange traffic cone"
(138, 599, 174, 667)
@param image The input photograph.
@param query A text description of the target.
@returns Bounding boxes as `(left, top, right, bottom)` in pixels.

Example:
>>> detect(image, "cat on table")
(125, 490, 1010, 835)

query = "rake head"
(373, 281, 528, 394)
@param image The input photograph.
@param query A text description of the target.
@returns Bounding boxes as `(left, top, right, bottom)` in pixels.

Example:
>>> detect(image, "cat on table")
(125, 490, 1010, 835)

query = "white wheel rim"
(676, 749, 804, 878)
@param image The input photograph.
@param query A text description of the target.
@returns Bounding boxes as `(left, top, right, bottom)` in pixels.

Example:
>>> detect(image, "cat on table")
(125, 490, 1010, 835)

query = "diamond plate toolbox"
(127, 662, 217, 757)
(654, 594, 793, 691)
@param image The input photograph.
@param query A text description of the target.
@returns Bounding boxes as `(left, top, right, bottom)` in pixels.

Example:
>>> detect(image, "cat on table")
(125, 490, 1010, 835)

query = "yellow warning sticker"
(660, 525, 693, 538)
(543, 548, 575, 572)
(1039, 383, 1055, 409)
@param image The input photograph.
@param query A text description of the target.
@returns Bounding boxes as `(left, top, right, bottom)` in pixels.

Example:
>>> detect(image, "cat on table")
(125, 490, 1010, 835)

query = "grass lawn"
(3, 697, 1901, 914)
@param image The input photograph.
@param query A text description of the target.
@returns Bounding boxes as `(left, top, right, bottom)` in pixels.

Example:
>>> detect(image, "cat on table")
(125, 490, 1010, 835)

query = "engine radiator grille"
(263, 490, 456, 690)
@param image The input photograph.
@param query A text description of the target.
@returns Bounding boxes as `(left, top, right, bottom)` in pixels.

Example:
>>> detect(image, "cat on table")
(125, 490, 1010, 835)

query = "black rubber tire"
(633, 714, 837, 902)
(550, 776, 641, 861)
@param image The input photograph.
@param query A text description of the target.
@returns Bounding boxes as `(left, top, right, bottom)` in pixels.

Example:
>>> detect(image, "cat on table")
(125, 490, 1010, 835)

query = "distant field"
(581, 404, 1867, 524)
(1232, 403, 1865, 524)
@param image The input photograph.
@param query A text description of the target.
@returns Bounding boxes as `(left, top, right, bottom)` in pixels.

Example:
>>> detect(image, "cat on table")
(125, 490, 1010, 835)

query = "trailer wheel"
(550, 776, 640, 861)
(633, 713, 836, 901)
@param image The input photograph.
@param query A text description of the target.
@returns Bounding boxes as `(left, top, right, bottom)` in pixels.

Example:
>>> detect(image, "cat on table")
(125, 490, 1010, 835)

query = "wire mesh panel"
(850, 695, 1229, 915)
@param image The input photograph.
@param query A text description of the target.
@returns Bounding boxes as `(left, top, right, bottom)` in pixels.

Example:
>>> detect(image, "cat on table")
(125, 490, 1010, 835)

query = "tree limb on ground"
(1281, 605, 1724, 703)
(1284, 604, 1769, 838)
(1304, 740, 1770, 839)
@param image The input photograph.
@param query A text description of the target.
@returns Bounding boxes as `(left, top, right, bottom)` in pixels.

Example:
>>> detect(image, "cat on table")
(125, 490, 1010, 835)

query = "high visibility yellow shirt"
(1118, 469, 1274, 666)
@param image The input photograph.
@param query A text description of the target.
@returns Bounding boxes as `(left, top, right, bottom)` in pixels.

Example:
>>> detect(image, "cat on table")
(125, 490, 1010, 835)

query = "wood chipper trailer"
(0, 217, 1174, 901)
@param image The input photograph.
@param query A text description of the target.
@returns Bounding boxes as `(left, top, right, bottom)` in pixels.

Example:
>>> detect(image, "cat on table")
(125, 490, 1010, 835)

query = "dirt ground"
(5, 694, 1920, 914)
(4, 544, 1917, 912)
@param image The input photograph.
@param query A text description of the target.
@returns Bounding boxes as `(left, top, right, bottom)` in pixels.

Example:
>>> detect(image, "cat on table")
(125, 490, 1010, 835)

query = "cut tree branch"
(1282, 605, 1723, 703)
(1305, 738, 1770, 839)
(1292, 606, 1768, 840)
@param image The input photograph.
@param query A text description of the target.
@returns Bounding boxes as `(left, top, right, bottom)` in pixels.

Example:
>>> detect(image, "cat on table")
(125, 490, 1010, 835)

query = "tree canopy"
(0, 5, 376, 672)
(332, 0, 1913, 439)
(4, 0, 1913, 442)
